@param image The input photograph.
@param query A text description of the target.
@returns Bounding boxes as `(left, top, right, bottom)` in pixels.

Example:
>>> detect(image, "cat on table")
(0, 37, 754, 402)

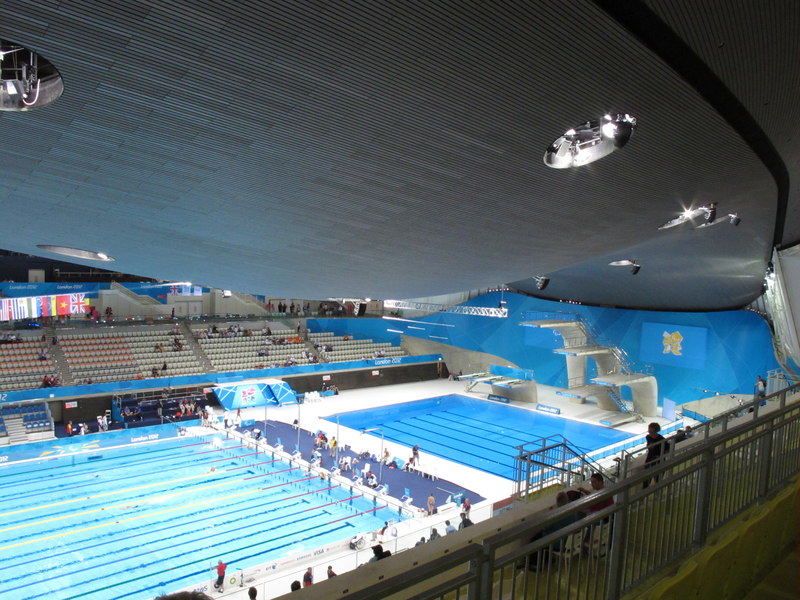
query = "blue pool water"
(0, 424, 395, 600)
(331, 395, 635, 479)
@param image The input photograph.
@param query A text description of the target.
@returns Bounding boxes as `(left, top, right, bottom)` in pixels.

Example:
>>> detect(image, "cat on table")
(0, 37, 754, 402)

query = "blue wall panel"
(323, 292, 780, 406)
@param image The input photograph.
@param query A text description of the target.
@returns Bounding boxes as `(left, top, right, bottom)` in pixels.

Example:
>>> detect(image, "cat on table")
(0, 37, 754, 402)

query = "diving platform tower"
(521, 315, 657, 418)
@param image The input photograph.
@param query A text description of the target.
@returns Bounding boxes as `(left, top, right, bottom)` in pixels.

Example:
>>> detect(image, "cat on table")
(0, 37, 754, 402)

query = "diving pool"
(0, 424, 395, 600)
(330, 394, 635, 479)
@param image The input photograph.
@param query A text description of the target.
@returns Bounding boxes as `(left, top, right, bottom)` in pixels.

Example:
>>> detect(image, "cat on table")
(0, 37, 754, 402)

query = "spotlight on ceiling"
(609, 259, 639, 274)
(0, 39, 64, 111)
(535, 276, 550, 290)
(544, 113, 636, 169)
(36, 244, 115, 261)
(659, 202, 741, 230)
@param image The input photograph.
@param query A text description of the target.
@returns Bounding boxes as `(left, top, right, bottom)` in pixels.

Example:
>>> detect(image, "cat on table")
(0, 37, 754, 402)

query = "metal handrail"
(333, 381, 800, 600)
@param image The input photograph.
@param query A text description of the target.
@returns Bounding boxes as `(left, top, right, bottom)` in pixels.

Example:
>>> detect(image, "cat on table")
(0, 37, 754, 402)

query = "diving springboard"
(212, 378, 297, 411)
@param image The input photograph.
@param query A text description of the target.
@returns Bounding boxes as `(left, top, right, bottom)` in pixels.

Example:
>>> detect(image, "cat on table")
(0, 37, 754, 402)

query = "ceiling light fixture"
(609, 259, 640, 274)
(0, 40, 63, 111)
(544, 113, 637, 169)
(658, 202, 742, 230)
(36, 244, 115, 261)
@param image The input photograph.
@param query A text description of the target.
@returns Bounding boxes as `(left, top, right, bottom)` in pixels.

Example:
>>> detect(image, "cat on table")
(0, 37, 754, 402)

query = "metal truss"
(383, 300, 507, 318)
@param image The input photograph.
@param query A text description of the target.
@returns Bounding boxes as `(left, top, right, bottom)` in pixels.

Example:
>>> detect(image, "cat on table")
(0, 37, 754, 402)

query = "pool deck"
(237, 379, 659, 506)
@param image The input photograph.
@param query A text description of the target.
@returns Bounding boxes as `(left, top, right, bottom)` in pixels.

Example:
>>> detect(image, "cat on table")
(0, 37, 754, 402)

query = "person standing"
(326, 565, 337, 578)
(461, 496, 471, 517)
(643, 423, 667, 489)
(412, 444, 420, 463)
(756, 375, 767, 399)
(303, 567, 313, 587)
(212, 560, 226, 592)
(427, 492, 436, 516)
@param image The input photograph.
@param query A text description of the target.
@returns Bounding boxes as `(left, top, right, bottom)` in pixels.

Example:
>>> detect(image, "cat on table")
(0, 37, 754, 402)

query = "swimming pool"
(330, 395, 635, 479)
(0, 424, 395, 600)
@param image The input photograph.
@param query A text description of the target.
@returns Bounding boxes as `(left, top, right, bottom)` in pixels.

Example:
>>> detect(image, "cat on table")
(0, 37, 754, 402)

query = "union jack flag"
(69, 293, 87, 314)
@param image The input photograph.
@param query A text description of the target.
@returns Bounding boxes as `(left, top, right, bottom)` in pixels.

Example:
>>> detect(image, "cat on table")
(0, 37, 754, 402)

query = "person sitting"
(428, 528, 441, 542)
(369, 544, 391, 562)
(366, 473, 378, 488)
(578, 472, 614, 514)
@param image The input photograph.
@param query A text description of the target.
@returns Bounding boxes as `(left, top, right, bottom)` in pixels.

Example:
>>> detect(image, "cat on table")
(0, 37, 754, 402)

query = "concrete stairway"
(3, 416, 27, 444)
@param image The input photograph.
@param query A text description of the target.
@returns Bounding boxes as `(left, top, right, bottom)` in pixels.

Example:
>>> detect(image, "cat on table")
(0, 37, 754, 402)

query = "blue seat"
(400, 488, 413, 504)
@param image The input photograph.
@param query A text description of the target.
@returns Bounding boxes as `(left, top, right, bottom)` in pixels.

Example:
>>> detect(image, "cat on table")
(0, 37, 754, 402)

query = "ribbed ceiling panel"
(0, 0, 788, 308)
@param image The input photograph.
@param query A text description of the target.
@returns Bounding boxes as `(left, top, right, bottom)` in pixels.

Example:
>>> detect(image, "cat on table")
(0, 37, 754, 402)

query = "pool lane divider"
(0, 435, 217, 481)
(6, 491, 381, 599)
(5, 482, 361, 574)
(0, 468, 324, 551)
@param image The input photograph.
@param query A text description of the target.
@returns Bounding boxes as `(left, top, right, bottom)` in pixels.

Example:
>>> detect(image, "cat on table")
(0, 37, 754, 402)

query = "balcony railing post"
(757, 421, 774, 499)
(605, 490, 629, 600)
(692, 448, 715, 546)
(471, 541, 492, 600)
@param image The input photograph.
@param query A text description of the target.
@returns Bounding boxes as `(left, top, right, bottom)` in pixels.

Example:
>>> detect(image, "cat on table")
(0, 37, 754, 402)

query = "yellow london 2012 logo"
(662, 331, 683, 355)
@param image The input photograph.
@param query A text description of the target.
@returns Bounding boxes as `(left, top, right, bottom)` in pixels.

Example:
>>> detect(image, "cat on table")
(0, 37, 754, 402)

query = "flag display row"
(0, 293, 90, 322)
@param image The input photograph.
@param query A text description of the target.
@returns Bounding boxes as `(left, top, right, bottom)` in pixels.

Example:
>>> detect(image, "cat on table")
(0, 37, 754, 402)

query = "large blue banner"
(212, 379, 297, 410)
(639, 322, 708, 370)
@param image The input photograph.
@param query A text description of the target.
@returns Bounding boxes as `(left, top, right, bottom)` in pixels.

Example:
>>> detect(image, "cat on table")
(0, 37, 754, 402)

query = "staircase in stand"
(178, 321, 215, 372)
(3, 416, 28, 444)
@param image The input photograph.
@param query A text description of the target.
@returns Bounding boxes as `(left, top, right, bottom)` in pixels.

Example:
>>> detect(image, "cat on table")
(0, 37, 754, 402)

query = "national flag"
(69, 293, 88, 314)
(169, 286, 180, 296)
(36, 296, 47, 318)
(11, 297, 29, 319)
(56, 295, 71, 316)
(0, 298, 12, 321)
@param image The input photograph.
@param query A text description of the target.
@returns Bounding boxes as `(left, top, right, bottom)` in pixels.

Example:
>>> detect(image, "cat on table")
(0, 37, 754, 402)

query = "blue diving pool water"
(330, 394, 635, 479)
(0, 425, 395, 600)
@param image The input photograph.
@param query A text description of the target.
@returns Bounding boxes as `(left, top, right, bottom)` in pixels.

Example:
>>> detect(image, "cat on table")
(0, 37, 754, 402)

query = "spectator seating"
(309, 332, 407, 363)
(60, 328, 205, 383)
(194, 326, 312, 372)
(0, 337, 58, 392)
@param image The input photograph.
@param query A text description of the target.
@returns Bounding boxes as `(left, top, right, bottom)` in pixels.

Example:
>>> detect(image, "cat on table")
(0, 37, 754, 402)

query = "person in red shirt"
(213, 560, 226, 592)
(303, 567, 313, 587)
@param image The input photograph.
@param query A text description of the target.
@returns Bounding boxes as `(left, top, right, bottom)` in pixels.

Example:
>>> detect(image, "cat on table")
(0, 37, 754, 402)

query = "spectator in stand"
(578, 472, 614, 514)
(445, 520, 456, 535)
(290, 581, 301, 592)
(248, 587, 257, 600)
